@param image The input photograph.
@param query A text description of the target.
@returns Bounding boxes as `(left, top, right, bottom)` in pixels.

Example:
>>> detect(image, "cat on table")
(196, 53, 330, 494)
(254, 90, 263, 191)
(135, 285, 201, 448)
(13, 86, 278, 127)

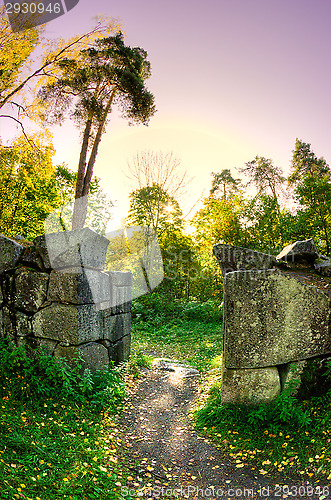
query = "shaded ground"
(116, 359, 329, 500)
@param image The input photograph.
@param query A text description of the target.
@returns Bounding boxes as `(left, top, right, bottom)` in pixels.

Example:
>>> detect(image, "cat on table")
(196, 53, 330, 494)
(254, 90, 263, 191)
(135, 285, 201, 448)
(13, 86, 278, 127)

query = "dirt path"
(116, 361, 329, 500)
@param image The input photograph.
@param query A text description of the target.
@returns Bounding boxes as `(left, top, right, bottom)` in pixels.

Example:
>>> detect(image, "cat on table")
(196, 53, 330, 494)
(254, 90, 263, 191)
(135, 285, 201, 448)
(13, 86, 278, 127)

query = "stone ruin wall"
(0, 229, 132, 371)
(213, 239, 331, 405)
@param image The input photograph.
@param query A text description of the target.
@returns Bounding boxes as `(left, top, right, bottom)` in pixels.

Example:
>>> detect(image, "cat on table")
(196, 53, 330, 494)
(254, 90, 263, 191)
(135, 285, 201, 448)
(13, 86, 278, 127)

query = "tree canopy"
(38, 32, 156, 229)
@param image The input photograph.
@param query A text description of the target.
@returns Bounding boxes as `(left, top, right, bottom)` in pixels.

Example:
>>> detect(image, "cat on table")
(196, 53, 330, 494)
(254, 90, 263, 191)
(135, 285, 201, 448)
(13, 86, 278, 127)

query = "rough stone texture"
(79, 342, 110, 371)
(223, 269, 331, 369)
(110, 335, 131, 364)
(276, 238, 318, 263)
(213, 243, 276, 276)
(0, 235, 24, 274)
(32, 235, 52, 270)
(14, 268, 49, 312)
(314, 255, 331, 277)
(0, 231, 132, 370)
(48, 268, 111, 305)
(221, 366, 281, 405)
(20, 247, 44, 271)
(16, 312, 32, 337)
(33, 303, 104, 344)
(45, 228, 110, 270)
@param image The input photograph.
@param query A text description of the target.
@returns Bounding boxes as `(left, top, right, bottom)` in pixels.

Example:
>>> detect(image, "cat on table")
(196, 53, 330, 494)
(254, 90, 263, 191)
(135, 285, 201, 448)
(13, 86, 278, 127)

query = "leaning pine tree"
(38, 32, 156, 229)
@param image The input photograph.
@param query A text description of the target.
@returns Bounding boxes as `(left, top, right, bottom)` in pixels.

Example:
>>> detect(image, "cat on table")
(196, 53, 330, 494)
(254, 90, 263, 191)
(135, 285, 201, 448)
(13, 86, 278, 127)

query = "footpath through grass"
(132, 293, 331, 484)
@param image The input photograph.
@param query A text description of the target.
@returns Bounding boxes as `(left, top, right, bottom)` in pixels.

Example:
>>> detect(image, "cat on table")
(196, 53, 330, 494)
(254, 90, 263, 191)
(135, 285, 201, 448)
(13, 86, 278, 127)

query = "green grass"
(131, 294, 223, 371)
(193, 384, 331, 481)
(0, 338, 134, 500)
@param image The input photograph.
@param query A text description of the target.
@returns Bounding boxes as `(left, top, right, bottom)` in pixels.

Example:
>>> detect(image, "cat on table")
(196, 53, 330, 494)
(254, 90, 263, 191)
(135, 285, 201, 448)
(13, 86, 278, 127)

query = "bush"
(131, 293, 222, 328)
(0, 337, 127, 413)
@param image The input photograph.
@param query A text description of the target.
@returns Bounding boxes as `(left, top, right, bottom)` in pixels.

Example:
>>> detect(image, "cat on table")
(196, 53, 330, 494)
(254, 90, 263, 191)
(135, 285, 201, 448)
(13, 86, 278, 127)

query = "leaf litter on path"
(112, 362, 329, 499)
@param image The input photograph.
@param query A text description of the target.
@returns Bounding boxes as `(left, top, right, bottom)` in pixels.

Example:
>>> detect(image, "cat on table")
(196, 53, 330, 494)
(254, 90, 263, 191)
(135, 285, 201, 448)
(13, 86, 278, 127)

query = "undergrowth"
(194, 375, 331, 480)
(0, 337, 133, 499)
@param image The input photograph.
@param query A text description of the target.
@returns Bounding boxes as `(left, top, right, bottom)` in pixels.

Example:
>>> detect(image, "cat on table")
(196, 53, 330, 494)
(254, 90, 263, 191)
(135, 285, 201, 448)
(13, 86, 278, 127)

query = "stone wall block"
(33, 304, 79, 343)
(44, 228, 109, 270)
(213, 243, 276, 276)
(48, 269, 111, 305)
(109, 335, 131, 364)
(224, 269, 331, 369)
(0, 235, 25, 274)
(14, 268, 49, 312)
(276, 238, 318, 263)
(16, 311, 32, 337)
(79, 342, 110, 371)
(33, 235, 52, 270)
(221, 366, 281, 405)
(33, 303, 106, 344)
(0, 308, 3, 338)
(101, 309, 117, 341)
(53, 344, 80, 363)
(108, 271, 133, 287)
(20, 247, 45, 271)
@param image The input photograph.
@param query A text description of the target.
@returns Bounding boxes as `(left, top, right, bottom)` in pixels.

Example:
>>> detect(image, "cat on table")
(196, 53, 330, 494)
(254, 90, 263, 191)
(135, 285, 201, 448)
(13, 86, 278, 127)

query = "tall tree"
(0, 9, 121, 136)
(38, 33, 156, 229)
(127, 183, 183, 236)
(209, 169, 241, 200)
(128, 151, 189, 201)
(288, 139, 330, 185)
(239, 155, 285, 204)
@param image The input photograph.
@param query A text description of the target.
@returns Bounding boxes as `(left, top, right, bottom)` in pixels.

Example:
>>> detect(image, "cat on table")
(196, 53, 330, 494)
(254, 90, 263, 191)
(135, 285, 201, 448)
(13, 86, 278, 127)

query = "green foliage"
(0, 135, 63, 240)
(239, 155, 285, 201)
(132, 293, 222, 328)
(0, 7, 41, 107)
(0, 337, 127, 413)
(289, 138, 330, 185)
(209, 169, 242, 199)
(127, 183, 183, 235)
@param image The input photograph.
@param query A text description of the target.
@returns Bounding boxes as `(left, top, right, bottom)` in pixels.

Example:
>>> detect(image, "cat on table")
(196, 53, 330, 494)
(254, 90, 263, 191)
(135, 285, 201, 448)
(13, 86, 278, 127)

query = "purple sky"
(29, 0, 331, 226)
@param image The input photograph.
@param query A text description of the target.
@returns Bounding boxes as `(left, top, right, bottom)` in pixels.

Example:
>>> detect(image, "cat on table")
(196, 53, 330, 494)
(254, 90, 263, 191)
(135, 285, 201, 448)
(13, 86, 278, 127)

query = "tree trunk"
(72, 116, 93, 229)
(72, 90, 116, 229)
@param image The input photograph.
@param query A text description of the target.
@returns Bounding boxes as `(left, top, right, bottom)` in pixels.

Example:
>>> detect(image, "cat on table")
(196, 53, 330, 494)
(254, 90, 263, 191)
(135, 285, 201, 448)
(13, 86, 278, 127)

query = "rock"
(152, 358, 200, 378)
(213, 243, 276, 275)
(314, 255, 331, 277)
(221, 366, 281, 405)
(109, 335, 131, 364)
(0, 235, 25, 274)
(20, 247, 45, 271)
(276, 238, 318, 264)
(79, 342, 110, 371)
(101, 311, 131, 342)
(14, 268, 49, 312)
(48, 268, 111, 305)
(44, 228, 110, 270)
(32, 235, 53, 270)
(33, 303, 103, 344)
(16, 312, 32, 337)
(223, 269, 331, 369)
